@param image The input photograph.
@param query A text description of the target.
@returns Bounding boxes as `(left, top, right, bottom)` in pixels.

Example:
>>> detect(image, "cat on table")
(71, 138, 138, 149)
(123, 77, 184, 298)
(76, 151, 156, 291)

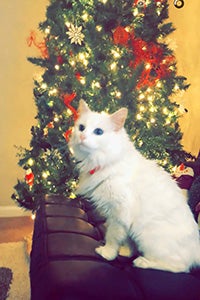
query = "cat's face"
(69, 100, 128, 157)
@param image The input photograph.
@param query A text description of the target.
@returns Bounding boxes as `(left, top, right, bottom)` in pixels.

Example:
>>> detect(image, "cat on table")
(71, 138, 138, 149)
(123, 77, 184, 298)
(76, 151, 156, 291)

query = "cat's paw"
(133, 256, 151, 269)
(119, 245, 133, 257)
(95, 245, 118, 261)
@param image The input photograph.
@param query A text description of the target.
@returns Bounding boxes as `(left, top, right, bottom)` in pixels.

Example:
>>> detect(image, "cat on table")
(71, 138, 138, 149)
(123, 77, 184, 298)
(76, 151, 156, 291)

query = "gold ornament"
(66, 24, 84, 45)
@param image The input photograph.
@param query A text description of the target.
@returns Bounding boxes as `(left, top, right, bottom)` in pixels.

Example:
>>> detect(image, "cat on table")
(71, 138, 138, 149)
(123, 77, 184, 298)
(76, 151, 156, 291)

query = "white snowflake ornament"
(66, 24, 84, 45)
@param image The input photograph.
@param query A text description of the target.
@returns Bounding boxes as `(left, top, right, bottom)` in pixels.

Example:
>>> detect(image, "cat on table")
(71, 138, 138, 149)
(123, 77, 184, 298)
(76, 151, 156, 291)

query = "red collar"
(89, 166, 100, 175)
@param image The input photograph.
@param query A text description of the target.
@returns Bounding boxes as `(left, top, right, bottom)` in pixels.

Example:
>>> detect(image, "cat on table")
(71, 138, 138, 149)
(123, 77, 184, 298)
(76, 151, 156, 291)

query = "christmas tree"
(12, 0, 192, 211)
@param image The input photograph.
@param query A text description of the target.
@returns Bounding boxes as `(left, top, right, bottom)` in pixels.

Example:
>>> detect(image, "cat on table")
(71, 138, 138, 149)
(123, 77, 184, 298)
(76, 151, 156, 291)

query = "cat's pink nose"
(80, 134, 86, 141)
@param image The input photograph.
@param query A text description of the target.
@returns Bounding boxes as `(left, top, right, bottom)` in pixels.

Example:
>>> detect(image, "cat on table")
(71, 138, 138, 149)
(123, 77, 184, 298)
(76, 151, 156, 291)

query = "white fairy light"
(96, 25, 102, 32)
(55, 64, 60, 70)
(49, 88, 58, 96)
(41, 83, 47, 89)
(110, 62, 117, 71)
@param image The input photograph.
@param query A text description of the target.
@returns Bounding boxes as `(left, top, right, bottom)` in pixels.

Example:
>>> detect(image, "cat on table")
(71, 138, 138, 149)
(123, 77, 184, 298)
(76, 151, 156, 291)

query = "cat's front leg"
(95, 244, 118, 261)
(95, 221, 128, 261)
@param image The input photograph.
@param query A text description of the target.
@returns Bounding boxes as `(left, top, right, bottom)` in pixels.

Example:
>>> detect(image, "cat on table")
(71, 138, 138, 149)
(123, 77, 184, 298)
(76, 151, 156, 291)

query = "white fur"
(69, 102, 200, 273)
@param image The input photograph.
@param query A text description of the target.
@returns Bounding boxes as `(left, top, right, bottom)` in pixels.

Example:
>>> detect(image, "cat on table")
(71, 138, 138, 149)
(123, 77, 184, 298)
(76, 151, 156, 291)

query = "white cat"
(69, 100, 200, 273)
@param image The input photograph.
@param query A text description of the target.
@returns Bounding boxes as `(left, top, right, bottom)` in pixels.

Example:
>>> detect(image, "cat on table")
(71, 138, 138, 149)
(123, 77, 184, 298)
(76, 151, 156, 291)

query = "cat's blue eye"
(93, 128, 104, 135)
(79, 124, 85, 132)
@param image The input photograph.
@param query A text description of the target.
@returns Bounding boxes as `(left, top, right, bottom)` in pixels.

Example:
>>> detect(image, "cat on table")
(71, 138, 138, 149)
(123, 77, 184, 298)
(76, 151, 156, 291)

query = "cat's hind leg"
(133, 256, 188, 273)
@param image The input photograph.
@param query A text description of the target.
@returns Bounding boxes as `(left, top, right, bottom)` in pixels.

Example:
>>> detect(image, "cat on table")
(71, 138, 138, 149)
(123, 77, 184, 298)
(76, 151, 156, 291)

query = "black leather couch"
(30, 194, 200, 300)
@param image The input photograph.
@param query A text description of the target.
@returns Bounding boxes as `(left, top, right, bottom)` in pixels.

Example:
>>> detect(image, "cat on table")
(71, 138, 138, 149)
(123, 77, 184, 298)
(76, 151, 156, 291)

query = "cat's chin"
(78, 143, 90, 152)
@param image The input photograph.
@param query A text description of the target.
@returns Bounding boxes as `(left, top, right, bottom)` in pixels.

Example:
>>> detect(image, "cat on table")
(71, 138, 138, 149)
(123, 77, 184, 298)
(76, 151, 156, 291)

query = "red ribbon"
(62, 92, 78, 142)
(64, 128, 73, 142)
(113, 26, 130, 46)
(27, 30, 49, 59)
(63, 92, 78, 121)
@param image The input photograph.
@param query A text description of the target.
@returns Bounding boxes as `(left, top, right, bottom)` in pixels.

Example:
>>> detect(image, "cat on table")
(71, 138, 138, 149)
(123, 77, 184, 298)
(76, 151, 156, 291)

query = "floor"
(0, 216, 34, 243)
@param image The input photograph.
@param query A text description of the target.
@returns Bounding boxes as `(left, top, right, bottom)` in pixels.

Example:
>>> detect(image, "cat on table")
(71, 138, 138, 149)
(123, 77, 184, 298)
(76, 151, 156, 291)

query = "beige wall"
(0, 1, 48, 207)
(169, 0, 200, 156)
(0, 1, 199, 207)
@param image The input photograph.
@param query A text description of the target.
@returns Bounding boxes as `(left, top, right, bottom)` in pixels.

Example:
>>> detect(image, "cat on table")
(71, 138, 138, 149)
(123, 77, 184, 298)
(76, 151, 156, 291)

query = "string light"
(48, 100, 54, 107)
(133, 8, 139, 16)
(31, 213, 36, 220)
(68, 58, 75, 66)
(156, 81, 162, 88)
(174, 84, 179, 91)
(28, 158, 34, 166)
(55, 64, 60, 70)
(115, 91, 121, 98)
(96, 25, 102, 32)
(42, 171, 50, 179)
(45, 27, 50, 34)
(110, 62, 117, 71)
(54, 115, 59, 122)
(41, 83, 47, 89)
(147, 95, 154, 101)
(111, 49, 121, 59)
(139, 93, 145, 100)
(82, 12, 89, 21)
(163, 107, 168, 114)
(49, 88, 58, 96)
(78, 52, 89, 66)
(80, 77, 86, 84)
(92, 81, 101, 89)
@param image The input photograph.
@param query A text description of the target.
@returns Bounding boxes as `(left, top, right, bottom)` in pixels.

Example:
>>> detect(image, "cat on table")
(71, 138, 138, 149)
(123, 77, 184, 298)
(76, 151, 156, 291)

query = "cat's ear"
(110, 108, 128, 131)
(78, 99, 90, 115)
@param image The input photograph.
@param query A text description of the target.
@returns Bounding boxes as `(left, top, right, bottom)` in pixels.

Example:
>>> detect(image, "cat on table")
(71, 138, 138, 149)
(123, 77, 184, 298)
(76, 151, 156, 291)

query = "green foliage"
(188, 176, 200, 221)
(13, 0, 191, 210)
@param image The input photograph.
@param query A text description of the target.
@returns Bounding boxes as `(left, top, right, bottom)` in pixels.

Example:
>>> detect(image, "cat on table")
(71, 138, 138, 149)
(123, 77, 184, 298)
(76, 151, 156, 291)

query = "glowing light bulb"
(150, 106, 155, 112)
(54, 115, 59, 122)
(82, 12, 89, 21)
(96, 25, 102, 32)
(115, 91, 121, 98)
(145, 63, 151, 70)
(148, 95, 153, 101)
(48, 100, 54, 107)
(80, 77, 86, 85)
(55, 65, 60, 70)
(156, 81, 162, 88)
(111, 49, 120, 59)
(150, 118, 156, 123)
(147, 88, 152, 93)
(42, 171, 50, 179)
(163, 107, 168, 114)
(49, 88, 58, 96)
(28, 158, 34, 166)
(41, 83, 47, 89)
(139, 93, 145, 100)
(110, 62, 117, 70)
(138, 140, 143, 147)
(137, 114, 142, 120)
(133, 8, 139, 16)
(174, 84, 179, 91)
(45, 27, 50, 34)
(69, 192, 76, 199)
(31, 213, 36, 220)
(79, 53, 85, 60)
